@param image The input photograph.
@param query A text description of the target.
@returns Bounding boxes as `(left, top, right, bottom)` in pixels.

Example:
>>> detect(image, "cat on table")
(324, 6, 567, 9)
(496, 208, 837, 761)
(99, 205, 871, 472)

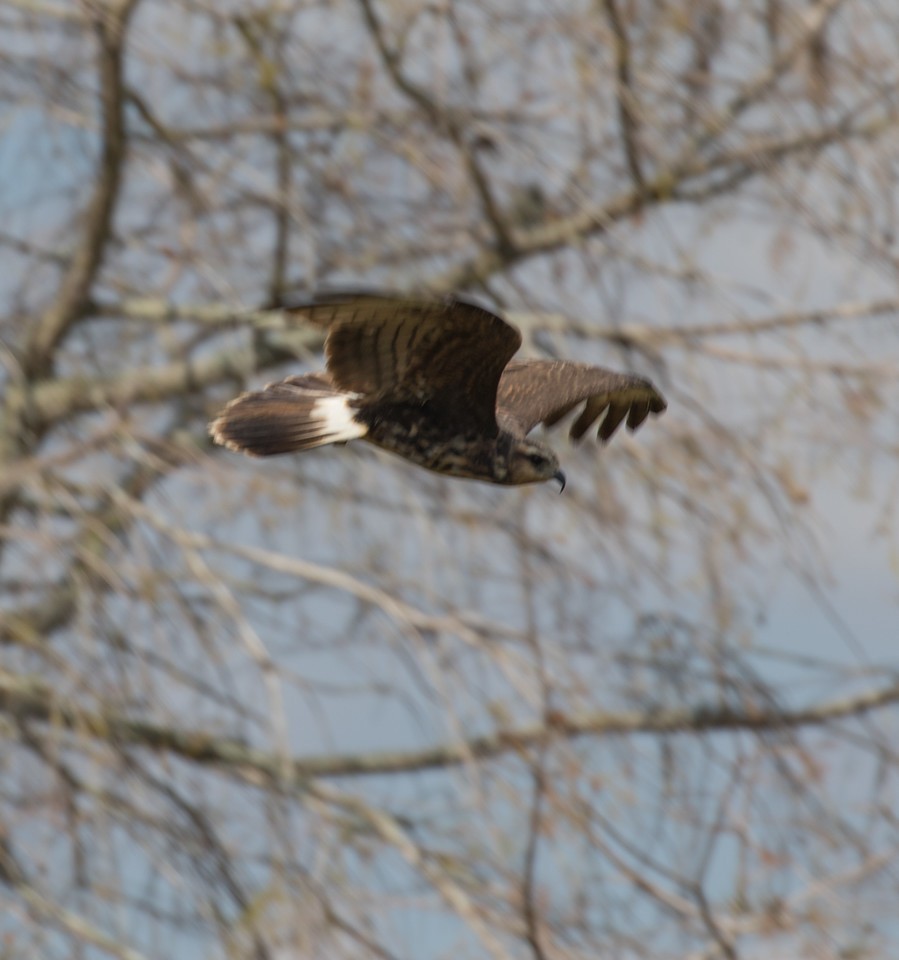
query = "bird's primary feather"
(496, 358, 666, 442)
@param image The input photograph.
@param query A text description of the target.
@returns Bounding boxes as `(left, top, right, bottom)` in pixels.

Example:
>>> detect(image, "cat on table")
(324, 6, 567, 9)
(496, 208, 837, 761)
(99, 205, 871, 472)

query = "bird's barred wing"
(497, 359, 666, 442)
(286, 293, 521, 433)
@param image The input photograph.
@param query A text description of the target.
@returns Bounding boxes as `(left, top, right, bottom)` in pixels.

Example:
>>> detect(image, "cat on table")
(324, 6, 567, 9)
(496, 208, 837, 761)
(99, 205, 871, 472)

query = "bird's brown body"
(361, 406, 503, 480)
(210, 293, 667, 489)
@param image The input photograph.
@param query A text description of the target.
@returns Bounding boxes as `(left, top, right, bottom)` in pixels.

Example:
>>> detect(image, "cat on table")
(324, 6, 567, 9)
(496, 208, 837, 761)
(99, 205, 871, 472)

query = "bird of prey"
(210, 293, 666, 490)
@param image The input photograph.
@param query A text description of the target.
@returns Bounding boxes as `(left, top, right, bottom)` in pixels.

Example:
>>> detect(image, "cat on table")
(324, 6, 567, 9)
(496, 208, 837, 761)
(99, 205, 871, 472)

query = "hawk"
(210, 293, 666, 490)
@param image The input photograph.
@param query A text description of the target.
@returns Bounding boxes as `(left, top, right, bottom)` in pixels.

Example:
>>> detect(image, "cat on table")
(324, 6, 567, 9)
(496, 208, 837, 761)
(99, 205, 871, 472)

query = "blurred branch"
(697, 345, 899, 377)
(2, 0, 85, 22)
(0, 835, 150, 960)
(0, 422, 122, 500)
(691, 0, 846, 155)
(2, 669, 897, 781)
(0, 428, 205, 650)
(600, 0, 646, 193)
(10, 322, 319, 431)
(356, 0, 516, 253)
(0, 230, 68, 267)
(233, 15, 292, 303)
(436, 0, 854, 293)
(88, 298, 287, 327)
(23, 0, 138, 377)
(522, 760, 549, 960)
(308, 781, 516, 960)
(0, 1, 139, 554)
(128, 106, 530, 143)
(508, 296, 899, 348)
(102, 501, 505, 650)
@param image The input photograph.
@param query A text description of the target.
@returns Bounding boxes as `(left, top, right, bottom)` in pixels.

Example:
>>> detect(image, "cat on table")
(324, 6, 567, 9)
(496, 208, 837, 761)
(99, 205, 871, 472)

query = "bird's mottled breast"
(357, 402, 501, 480)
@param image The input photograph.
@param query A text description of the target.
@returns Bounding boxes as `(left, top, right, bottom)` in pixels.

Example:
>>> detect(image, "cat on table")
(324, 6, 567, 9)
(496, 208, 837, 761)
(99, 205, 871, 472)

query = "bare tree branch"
(23, 1, 138, 377)
(600, 0, 646, 194)
(2, 669, 896, 782)
(0, 834, 151, 960)
(3, 1, 899, 955)
(356, 0, 516, 253)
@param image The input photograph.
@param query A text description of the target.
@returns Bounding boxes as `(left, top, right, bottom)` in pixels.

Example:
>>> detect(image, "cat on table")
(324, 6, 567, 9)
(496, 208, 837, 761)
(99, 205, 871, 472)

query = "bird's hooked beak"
(553, 469, 566, 493)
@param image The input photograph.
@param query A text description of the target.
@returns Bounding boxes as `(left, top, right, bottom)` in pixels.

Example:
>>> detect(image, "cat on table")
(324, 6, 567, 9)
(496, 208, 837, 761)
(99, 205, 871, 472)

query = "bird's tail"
(209, 377, 367, 457)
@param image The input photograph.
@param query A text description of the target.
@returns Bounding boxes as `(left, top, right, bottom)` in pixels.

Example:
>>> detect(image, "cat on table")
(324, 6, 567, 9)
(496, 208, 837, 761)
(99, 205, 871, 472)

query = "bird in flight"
(210, 293, 666, 490)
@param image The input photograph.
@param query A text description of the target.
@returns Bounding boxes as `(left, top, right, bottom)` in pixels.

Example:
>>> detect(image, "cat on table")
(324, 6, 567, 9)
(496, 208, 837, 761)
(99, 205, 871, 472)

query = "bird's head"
(505, 440, 566, 491)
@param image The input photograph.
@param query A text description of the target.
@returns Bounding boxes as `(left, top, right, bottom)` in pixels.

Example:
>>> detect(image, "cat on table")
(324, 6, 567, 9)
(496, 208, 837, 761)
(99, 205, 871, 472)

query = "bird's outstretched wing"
(286, 293, 521, 433)
(497, 359, 667, 442)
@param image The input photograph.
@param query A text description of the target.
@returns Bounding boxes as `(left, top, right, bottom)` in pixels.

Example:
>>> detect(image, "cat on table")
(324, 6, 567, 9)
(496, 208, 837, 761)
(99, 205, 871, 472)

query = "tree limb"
(23, 1, 138, 377)
(601, 0, 646, 193)
(2, 669, 896, 782)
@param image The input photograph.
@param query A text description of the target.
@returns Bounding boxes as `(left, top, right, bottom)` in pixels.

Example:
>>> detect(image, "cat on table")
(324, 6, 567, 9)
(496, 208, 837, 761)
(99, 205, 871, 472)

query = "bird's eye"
(528, 453, 545, 467)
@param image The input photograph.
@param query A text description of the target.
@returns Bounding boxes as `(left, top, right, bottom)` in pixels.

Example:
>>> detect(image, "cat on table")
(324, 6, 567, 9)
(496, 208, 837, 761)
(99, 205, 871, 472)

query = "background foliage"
(2, 1, 899, 957)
